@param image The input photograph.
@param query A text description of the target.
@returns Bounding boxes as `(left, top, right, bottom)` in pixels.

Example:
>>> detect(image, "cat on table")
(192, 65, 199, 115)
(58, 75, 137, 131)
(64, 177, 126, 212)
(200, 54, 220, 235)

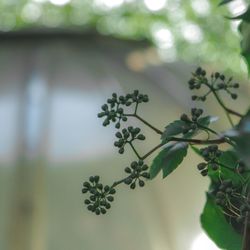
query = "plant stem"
(129, 142, 141, 159)
(141, 142, 165, 160)
(204, 82, 243, 126)
(125, 114, 163, 135)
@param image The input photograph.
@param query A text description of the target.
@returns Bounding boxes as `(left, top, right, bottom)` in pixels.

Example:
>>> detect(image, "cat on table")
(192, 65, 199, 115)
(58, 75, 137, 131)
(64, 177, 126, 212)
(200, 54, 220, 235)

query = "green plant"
(82, 1, 250, 249)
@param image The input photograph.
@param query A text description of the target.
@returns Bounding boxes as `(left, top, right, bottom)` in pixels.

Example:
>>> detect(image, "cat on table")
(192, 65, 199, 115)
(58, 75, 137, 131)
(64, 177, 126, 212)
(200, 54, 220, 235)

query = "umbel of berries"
(82, 176, 116, 215)
(124, 160, 150, 189)
(97, 90, 149, 129)
(180, 108, 203, 134)
(114, 126, 146, 154)
(197, 145, 222, 176)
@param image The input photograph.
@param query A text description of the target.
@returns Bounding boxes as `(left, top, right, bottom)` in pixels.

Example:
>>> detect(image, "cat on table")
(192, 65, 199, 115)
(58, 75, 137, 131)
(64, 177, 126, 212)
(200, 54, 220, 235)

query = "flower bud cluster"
(197, 145, 222, 176)
(97, 90, 149, 129)
(82, 176, 116, 215)
(180, 108, 203, 134)
(114, 127, 146, 154)
(124, 160, 150, 189)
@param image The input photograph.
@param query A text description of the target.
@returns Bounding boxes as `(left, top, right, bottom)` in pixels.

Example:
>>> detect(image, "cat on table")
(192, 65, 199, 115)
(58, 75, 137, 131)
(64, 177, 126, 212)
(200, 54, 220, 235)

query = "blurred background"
(0, 0, 250, 250)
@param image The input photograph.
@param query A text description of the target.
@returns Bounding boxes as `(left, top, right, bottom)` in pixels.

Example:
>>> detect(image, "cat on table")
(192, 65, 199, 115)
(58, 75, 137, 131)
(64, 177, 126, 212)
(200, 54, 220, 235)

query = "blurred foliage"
(1, 0, 249, 75)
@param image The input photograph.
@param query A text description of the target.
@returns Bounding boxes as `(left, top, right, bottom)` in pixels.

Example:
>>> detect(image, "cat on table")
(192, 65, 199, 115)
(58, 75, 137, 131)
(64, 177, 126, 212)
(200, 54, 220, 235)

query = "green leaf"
(161, 120, 186, 142)
(161, 116, 217, 143)
(201, 194, 242, 250)
(150, 142, 188, 179)
(209, 150, 242, 186)
(197, 115, 218, 127)
(162, 142, 188, 178)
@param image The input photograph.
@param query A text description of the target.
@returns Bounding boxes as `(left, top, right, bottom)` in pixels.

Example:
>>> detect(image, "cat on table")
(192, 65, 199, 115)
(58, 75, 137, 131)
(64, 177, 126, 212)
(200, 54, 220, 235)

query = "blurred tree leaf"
(201, 194, 242, 250)
(150, 142, 188, 179)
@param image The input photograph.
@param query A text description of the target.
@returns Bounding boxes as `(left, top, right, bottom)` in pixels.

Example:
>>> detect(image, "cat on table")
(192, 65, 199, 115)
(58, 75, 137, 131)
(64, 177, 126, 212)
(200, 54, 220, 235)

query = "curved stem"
(204, 82, 243, 126)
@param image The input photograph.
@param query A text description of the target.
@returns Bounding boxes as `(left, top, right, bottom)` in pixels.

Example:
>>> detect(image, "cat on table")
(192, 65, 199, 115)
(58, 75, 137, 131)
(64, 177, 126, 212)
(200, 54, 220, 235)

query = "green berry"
(124, 178, 133, 185)
(231, 93, 237, 100)
(137, 134, 146, 140)
(109, 188, 116, 195)
(83, 182, 90, 188)
(125, 167, 132, 173)
(84, 199, 91, 205)
(197, 162, 207, 171)
(118, 148, 124, 154)
(200, 169, 208, 176)
(131, 161, 138, 169)
(107, 196, 114, 202)
(139, 180, 145, 187)
(130, 182, 136, 189)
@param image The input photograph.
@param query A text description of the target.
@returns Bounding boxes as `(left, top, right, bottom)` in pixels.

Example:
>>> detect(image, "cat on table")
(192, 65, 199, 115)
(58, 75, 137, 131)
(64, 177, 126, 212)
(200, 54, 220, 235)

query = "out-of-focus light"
(94, 0, 124, 9)
(21, 3, 42, 23)
(228, 0, 247, 16)
(144, 0, 167, 11)
(191, 233, 219, 250)
(230, 20, 241, 34)
(49, 0, 71, 6)
(153, 27, 174, 49)
(181, 23, 203, 44)
(158, 47, 177, 62)
(191, 0, 210, 17)
(32, 0, 47, 3)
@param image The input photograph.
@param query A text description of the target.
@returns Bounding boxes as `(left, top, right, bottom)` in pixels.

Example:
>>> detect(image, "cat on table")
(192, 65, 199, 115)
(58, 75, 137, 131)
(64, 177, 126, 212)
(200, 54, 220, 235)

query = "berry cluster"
(214, 179, 234, 206)
(114, 127, 146, 154)
(214, 179, 250, 224)
(180, 108, 204, 134)
(97, 90, 149, 129)
(82, 176, 116, 215)
(124, 160, 150, 189)
(188, 67, 208, 101)
(212, 72, 239, 100)
(188, 67, 239, 102)
(197, 145, 222, 176)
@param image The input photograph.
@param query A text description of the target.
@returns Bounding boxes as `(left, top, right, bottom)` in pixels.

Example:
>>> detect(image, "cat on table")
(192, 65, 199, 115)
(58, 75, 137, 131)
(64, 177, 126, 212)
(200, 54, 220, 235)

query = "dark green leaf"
(162, 142, 188, 178)
(161, 120, 186, 143)
(161, 116, 217, 143)
(197, 116, 218, 127)
(209, 151, 242, 186)
(150, 142, 188, 179)
(201, 194, 242, 250)
(150, 144, 173, 179)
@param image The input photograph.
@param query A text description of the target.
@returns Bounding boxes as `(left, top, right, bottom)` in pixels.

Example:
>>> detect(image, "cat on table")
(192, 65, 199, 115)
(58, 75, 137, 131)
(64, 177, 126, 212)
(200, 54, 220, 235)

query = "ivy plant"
(82, 1, 250, 249)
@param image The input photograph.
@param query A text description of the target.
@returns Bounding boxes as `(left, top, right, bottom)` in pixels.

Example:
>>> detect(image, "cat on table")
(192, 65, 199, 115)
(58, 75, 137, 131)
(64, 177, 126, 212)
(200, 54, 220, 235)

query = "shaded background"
(0, 1, 250, 250)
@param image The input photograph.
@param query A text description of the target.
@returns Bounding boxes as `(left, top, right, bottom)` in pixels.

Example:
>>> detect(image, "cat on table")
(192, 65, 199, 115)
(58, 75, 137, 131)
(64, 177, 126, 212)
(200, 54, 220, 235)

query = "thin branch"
(129, 142, 141, 159)
(125, 113, 163, 135)
(169, 137, 227, 145)
(203, 82, 243, 126)
(141, 142, 165, 160)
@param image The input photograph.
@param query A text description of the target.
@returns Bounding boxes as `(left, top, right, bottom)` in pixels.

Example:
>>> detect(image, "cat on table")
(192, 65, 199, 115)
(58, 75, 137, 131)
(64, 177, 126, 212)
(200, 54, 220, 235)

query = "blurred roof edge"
(0, 27, 150, 46)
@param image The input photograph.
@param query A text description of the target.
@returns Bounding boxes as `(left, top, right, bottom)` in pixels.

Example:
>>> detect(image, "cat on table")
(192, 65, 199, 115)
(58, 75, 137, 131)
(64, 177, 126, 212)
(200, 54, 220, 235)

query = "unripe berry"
(137, 134, 146, 140)
(139, 180, 145, 187)
(231, 93, 237, 100)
